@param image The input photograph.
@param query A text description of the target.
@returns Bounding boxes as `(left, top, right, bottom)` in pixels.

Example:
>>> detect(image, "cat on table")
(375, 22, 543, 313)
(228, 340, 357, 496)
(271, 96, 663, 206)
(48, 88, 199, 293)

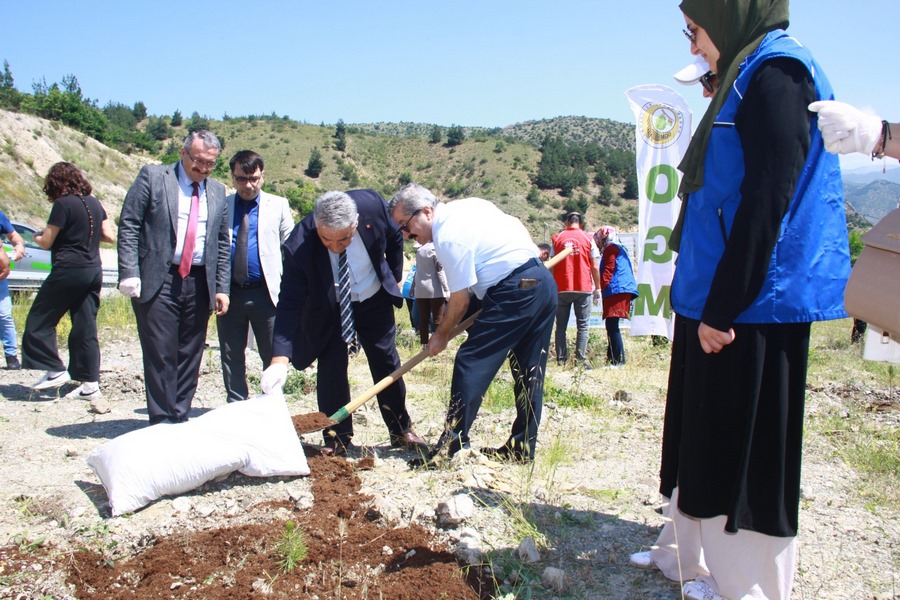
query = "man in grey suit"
(217, 150, 293, 402)
(118, 130, 231, 424)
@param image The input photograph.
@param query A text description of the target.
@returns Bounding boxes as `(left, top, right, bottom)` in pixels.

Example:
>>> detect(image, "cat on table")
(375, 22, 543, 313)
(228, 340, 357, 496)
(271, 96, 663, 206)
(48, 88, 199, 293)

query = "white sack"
(86, 392, 309, 516)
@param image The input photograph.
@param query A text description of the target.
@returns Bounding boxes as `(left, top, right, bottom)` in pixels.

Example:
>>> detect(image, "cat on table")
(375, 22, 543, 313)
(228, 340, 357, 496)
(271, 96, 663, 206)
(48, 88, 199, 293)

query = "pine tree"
(446, 125, 465, 147)
(0, 60, 19, 109)
(334, 119, 347, 151)
(305, 147, 324, 177)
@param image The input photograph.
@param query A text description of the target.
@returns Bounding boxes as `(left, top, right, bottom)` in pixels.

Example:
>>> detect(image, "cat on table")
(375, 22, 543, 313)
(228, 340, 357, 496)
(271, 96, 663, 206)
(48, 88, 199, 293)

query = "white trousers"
(649, 487, 797, 599)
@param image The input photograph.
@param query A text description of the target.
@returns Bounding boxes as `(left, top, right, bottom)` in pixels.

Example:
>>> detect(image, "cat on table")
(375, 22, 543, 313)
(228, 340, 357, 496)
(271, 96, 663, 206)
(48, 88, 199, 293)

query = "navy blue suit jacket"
(272, 189, 404, 369)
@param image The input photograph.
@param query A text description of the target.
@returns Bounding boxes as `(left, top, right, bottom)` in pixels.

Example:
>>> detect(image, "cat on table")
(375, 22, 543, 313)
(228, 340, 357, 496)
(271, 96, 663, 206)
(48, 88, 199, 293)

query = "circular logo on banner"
(639, 103, 683, 148)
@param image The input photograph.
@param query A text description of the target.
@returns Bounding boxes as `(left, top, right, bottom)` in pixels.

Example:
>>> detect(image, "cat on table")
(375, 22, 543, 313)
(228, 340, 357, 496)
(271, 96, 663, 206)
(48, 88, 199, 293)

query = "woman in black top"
(22, 162, 114, 397)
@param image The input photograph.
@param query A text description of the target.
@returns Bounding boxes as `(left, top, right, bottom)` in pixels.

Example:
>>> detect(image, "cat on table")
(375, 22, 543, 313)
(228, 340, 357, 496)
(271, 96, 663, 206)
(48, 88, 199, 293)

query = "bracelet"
(873, 120, 892, 160)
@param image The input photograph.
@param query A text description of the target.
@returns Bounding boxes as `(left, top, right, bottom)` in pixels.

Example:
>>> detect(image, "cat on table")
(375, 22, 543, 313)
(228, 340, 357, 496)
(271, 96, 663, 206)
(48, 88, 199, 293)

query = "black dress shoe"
(481, 445, 533, 464)
(390, 429, 429, 451)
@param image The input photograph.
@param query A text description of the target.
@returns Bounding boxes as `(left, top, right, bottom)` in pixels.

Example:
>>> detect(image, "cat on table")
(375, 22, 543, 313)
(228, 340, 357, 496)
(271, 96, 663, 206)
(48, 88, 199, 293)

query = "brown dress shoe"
(390, 429, 428, 451)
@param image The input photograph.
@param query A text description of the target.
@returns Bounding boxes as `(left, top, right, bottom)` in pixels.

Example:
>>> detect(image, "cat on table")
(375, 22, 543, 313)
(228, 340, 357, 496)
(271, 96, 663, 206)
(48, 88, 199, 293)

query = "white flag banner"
(624, 84, 692, 339)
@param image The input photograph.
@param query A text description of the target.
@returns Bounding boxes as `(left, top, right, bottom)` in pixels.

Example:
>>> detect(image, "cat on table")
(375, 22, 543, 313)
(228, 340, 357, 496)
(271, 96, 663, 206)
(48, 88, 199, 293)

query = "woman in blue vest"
(594, 226, 637, 366)
(630, 2, 851, 599)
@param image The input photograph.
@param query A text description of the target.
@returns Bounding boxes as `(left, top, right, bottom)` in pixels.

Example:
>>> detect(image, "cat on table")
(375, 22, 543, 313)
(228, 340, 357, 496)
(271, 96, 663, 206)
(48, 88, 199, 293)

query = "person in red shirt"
(551, 212, 601, 369)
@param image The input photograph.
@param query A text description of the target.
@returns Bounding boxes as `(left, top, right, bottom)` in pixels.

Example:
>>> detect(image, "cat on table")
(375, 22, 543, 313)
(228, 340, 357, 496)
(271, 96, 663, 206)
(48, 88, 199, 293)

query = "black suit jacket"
(272, 189, 404, 369)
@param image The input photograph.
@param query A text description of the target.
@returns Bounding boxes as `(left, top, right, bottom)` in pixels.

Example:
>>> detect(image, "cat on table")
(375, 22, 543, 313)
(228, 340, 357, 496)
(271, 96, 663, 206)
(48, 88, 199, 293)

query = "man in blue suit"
(262, 190, 424, 456)
(118, 130, 231, 424)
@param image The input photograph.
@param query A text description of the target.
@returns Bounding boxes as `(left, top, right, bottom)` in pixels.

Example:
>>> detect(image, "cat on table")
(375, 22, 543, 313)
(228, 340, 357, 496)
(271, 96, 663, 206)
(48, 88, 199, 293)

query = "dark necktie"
(233, 205, 249, 285)
(178, 182, 200, 278)
(337, 250, 358, 353)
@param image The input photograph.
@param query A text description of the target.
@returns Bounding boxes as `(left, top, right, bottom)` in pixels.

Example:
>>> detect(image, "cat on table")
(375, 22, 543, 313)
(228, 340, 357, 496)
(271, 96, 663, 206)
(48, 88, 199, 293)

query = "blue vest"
(600, 242, 638, 299)
(671, 30, 850, 324)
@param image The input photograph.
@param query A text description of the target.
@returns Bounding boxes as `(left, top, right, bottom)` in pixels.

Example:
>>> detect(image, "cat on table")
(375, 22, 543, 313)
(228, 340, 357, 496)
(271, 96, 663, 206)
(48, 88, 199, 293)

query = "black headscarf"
(670, 0, 790, 250)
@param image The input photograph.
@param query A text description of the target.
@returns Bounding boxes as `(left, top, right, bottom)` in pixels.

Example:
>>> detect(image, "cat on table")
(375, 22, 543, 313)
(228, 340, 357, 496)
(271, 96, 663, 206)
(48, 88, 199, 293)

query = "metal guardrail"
(2, 242, 118, 292)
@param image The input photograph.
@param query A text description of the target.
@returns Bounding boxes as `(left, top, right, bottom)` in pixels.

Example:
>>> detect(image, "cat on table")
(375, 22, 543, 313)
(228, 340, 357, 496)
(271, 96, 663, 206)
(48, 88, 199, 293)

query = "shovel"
(293, 311, 481, 434)
(292, 246, 571, 435)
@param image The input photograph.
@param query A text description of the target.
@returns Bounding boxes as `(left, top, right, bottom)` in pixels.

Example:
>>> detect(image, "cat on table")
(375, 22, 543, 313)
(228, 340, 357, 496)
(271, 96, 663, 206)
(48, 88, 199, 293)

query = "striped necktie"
(337, 250, 358, 354)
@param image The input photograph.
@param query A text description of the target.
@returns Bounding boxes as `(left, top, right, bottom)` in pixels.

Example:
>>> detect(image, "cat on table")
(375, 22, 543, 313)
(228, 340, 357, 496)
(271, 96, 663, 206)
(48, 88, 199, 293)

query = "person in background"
(551, 212, 601, 369)
(21, 163, 115, 397)
(389, 183, 557, 464)
(631, 2, 852, 599)
(595, 226, 638, 366)
(261, 190, 425, 456)
(536, 242, 551, 262)
(217, 151, 293, 402)
(117, 130, 231, 424)
(808, 101, 899, 161)
(414, 241, 449, 345)
(400, 261, 418, 334)
(0, 209, 25, 369)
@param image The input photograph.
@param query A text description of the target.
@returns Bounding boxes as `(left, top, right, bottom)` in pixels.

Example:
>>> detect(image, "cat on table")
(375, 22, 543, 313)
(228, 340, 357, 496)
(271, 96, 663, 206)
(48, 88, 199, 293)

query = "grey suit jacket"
(118, 162, 230, 310)
(225, 190, 294, 306)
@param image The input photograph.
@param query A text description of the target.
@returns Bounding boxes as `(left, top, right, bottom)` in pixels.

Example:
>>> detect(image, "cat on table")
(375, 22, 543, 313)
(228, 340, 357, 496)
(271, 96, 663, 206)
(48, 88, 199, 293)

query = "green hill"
(166, 114, 641, 241)
(1, 107, 642, 241)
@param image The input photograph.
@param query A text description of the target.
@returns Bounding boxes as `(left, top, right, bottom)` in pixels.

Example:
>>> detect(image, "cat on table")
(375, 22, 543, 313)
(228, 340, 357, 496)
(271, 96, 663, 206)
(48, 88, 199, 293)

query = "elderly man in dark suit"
(261, 189, 424, 456)
(118, 130, 231, 424)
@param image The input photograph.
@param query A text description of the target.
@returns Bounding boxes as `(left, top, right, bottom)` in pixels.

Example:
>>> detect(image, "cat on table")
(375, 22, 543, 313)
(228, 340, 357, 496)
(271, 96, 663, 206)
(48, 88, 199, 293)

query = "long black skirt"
(659, 315, 810, 537)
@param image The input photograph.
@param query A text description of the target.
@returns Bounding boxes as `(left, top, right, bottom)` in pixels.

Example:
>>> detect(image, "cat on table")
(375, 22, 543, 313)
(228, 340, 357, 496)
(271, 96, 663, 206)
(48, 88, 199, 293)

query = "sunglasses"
(699, 71, 718, 94)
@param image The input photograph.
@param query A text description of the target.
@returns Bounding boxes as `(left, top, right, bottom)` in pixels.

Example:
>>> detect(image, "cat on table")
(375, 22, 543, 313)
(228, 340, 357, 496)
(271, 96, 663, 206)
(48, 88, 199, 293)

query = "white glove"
(261, 362, 288, 394)
(118, 277, 141, 298)
(808, 100, 883, 155)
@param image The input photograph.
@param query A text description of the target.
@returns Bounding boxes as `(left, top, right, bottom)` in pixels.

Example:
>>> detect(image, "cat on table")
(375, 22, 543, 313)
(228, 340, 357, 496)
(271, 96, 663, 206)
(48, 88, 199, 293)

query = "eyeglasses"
(683, 28, 697, 44)
(699, 71, 718, 94)
(186, 150, 218, 170)
(233, 175, 262, 184)
(398, 208, 422, 233)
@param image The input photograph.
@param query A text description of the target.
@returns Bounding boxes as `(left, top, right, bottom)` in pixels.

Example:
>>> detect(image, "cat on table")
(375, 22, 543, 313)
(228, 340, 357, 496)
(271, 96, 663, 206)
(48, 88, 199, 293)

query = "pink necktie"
(178, 182, 200, 278)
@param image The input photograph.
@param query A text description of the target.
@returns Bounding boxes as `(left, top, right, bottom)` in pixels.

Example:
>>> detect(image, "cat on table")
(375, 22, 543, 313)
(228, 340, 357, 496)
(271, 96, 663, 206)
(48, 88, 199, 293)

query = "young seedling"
(277, 520, 308, 573)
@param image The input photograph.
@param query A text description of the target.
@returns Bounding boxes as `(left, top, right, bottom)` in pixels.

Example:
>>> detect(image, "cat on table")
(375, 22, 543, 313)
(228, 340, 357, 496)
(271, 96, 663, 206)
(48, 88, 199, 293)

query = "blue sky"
(3, 1, 897, 172)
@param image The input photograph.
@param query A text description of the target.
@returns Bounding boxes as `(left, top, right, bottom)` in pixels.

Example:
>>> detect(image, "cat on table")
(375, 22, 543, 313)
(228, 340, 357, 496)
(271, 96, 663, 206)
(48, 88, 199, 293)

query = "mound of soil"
(291, 412, 336, 435)
(65, 449, 487, 599)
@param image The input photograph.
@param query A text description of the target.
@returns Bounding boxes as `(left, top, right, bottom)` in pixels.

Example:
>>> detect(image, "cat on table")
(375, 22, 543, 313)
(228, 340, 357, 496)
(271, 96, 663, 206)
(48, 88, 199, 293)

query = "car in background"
(2, 222, 118, 292)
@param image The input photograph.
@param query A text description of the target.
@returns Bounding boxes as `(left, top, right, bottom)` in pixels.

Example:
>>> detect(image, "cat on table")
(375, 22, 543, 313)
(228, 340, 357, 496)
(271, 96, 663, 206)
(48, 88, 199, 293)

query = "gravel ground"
(0, 325, 897, 598)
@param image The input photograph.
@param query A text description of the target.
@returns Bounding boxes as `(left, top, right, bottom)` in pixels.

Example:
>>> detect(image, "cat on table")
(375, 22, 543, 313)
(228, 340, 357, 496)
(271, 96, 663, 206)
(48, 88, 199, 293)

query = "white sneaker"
(628, 550, 655, 569)
(32, 371, 71, 390)
(65, 383, 101, 399)
(683, 580, 727, 600)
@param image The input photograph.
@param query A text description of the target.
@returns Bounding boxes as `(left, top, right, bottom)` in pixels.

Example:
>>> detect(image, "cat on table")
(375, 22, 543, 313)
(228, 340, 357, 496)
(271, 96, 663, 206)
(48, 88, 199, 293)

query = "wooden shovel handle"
(543, 245, 571, 269)
(329, 310, 480, 422)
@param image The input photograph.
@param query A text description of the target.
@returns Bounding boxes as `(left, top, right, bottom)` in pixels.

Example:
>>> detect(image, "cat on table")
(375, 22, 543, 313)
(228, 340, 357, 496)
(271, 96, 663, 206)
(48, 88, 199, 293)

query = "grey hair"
(388, 183, 439, 216)
(183, 129, 221, 152)
(314, 191, 358, 230)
